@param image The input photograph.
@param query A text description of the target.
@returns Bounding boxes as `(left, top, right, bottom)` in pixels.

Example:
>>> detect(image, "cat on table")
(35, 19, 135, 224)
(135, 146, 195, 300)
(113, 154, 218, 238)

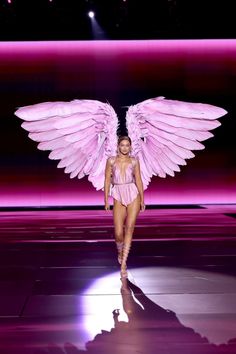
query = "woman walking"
(104, 136, 145, 279)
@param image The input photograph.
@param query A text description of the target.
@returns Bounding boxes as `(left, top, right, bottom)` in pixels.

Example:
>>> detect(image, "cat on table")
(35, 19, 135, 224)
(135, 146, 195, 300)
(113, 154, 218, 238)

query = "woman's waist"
(112, 181, 135, 186)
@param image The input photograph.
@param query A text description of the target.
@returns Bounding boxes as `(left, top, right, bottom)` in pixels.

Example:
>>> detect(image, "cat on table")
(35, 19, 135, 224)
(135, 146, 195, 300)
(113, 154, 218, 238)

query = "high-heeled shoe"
(120, 264, 128, 279)
(116, 241, 123, 264)
(122, 242, 131, 264)
(120, 243, 131, 279)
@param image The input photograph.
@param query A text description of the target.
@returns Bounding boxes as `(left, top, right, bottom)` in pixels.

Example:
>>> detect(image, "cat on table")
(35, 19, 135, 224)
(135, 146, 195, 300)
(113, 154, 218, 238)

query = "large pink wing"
(126, 96, 228, 190)
(15, 99, 118, 190)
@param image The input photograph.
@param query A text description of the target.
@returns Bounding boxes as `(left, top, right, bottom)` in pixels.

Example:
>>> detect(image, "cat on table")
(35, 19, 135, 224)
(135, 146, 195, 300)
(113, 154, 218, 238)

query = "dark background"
(0, 1, 235, 207)
(0, 0, 235, 41)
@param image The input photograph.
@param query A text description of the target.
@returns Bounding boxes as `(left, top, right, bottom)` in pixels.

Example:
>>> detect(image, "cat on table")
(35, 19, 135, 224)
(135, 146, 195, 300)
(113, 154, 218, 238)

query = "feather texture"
(126, 96, 227, 189)
(15, 96, 227, 192)
(15, 99, 118, 190)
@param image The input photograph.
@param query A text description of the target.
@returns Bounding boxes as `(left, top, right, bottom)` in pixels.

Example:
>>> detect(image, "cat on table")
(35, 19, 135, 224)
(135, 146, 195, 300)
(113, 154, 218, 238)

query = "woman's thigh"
(113, 198, 127, 233)
(126, 194, 141, 228)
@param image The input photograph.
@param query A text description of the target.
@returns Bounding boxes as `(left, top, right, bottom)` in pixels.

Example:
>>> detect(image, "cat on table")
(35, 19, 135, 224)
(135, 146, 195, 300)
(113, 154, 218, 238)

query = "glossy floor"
(0, 204, 236, 353)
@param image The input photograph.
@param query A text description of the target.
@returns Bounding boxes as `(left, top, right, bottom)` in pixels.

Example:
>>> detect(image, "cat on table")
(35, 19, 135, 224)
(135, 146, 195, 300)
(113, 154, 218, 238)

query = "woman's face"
(118, 139, 131, 155)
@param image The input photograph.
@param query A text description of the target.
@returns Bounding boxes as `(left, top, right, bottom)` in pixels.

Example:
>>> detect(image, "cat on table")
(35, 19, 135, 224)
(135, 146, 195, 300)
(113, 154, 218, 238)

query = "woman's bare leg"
(121, 194, 141, 275)
(113, 199, 127, 263)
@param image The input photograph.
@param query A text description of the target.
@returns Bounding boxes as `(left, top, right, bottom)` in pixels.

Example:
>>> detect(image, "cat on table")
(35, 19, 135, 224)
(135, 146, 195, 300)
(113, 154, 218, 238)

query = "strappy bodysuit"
(110, 156, 139, 207)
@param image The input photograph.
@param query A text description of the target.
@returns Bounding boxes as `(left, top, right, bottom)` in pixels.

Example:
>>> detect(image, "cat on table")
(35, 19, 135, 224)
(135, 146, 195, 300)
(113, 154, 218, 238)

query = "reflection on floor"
(0, 204, 236, 353)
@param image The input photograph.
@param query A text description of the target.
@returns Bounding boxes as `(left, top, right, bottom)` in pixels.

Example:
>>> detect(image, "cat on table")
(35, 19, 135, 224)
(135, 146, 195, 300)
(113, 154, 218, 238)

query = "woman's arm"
(104, 157, 112, 210)
(134, 158, 145, 211)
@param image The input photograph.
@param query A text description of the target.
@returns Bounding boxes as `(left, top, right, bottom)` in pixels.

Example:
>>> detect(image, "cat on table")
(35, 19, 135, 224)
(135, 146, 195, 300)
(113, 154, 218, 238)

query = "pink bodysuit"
(110, 156, 139, 206)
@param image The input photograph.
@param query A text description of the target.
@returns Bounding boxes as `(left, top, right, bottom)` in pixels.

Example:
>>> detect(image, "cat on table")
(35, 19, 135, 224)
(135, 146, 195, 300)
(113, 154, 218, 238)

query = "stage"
(0, 1, 236, 353)
(0, 204, 236, 353)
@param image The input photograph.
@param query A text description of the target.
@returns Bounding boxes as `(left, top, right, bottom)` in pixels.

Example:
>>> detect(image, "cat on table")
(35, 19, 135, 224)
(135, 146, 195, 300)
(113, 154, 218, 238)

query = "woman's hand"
(140, 201, 146, 212)
(104, 202, 110, 211)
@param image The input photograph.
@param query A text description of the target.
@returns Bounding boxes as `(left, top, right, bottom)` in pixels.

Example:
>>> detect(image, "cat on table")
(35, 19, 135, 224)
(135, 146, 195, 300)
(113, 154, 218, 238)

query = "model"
(104, 135, 145, 278)
(14, 96, 228, 279)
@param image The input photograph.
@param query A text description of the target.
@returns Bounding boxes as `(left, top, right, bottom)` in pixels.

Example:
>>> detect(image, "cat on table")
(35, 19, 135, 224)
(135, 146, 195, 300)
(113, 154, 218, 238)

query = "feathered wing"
(14, 99, 118, 190)
(126, 96, 228, 190)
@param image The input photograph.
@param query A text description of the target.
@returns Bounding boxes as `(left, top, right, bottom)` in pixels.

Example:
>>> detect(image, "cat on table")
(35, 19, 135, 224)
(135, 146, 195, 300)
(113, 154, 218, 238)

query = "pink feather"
(127, 96, 227, 189)
(15, 96, 227, 191)
(15, 99, 118, 190)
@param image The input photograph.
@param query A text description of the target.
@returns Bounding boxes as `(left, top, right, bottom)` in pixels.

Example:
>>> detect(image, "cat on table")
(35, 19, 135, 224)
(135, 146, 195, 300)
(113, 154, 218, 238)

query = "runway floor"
(0, 204, 236, 354)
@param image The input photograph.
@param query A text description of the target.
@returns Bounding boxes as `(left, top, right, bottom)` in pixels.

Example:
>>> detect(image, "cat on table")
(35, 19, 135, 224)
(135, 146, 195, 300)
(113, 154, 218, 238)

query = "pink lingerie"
(110, 156, 139, 206)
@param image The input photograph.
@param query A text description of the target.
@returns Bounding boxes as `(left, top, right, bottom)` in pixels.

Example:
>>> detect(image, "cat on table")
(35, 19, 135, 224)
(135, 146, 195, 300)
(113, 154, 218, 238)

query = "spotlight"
(88, 11, 95, 19)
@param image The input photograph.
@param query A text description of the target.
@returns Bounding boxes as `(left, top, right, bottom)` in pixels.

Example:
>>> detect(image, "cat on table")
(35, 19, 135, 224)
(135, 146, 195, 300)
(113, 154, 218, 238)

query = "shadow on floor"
(34, 279, 236, 354)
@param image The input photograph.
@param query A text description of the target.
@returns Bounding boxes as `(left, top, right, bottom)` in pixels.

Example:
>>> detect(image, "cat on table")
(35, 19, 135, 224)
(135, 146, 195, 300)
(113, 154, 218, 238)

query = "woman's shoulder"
(131, 156, 139, 166)
(107, 156, 116, 165)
